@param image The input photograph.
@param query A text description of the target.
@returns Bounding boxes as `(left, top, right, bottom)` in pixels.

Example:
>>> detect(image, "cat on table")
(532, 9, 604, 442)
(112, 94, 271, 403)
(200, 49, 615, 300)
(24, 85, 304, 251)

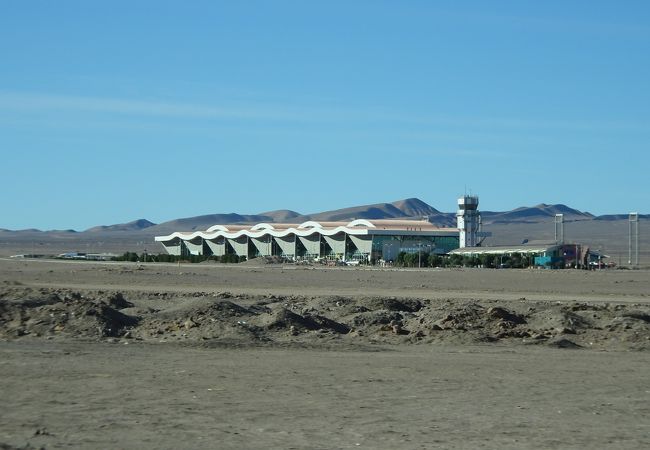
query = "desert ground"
(1, 258, 650, 449)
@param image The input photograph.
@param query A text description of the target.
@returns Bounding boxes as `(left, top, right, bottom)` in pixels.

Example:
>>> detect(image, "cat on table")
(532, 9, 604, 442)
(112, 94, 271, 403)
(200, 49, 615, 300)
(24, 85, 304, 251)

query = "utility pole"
(554, 214, 564, 244)
(629, 213, 639, 266)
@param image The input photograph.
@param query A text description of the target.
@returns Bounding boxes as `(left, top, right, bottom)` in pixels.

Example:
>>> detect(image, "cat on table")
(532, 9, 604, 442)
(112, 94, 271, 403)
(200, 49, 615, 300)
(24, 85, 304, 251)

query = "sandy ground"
(1, 259, 650, 449)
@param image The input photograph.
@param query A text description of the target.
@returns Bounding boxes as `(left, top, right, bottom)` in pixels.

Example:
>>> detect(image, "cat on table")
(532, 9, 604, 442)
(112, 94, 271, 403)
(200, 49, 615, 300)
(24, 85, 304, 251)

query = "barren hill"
(257, 209, 303, 222)
(481, 204, 593, 224)
(86, 219, 155, 233)
(308, 203, 408, 222)
(147, 213, 273, 234)
(390, 198, 440, 217)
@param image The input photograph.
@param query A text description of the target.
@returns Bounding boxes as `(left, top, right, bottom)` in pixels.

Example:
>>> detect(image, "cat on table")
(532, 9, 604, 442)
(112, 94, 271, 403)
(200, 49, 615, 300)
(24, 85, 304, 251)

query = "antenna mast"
(629, 212, 639, 266)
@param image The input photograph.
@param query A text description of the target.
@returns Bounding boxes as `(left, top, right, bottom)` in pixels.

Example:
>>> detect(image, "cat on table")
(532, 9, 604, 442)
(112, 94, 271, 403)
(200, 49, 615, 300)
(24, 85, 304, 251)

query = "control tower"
(457, 195, 482, 248)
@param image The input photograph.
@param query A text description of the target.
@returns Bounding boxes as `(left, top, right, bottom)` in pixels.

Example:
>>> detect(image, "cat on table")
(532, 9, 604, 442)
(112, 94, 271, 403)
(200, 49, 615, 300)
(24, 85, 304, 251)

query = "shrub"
(428, 254, 442, 267)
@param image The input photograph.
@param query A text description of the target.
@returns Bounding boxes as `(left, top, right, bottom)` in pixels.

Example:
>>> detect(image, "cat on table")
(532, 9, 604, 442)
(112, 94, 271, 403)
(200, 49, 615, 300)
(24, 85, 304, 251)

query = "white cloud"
(0, 90, 647, 134)
(0, 91, 303, 121)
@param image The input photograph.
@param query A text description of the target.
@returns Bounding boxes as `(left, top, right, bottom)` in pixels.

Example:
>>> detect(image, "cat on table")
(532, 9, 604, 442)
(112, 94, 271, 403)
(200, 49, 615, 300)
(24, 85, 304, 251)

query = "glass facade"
(371, 234, 459, 261)
(345, 238, 369, 261)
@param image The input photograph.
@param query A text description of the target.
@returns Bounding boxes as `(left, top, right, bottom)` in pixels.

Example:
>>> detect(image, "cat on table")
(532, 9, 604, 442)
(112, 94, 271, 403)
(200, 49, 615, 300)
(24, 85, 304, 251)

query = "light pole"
(629, 212, 639, 266)
(599, 252, 602, 270)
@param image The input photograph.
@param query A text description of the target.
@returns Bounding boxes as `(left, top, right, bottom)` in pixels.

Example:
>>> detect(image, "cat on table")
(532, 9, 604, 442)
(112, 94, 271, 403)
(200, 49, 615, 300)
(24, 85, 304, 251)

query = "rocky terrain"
(2, 284, 650, 352)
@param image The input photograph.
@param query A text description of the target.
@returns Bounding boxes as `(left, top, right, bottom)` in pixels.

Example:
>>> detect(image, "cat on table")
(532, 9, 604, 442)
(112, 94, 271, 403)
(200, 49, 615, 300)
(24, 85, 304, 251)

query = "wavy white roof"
(155, 219, 455, 242)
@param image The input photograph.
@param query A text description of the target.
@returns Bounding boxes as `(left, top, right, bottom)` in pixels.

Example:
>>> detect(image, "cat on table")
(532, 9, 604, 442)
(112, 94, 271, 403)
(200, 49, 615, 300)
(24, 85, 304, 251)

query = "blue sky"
(1, 1, 649, 230)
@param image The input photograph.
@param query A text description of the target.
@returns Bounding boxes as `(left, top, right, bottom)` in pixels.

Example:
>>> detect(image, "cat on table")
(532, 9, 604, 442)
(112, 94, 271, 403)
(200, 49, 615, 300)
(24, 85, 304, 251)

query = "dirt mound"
(265, 308, 322, 331)
(198, 300, 256, 318)
(486, 306, 526, 324)
(361, 297, 423, 313)
(622, 311, 650, 323)
(351, 310, 403, 327)
(548, 338, 583, 349)
(2, 285, 650, 351)
(107, 292, 134, 309)
(260, 308, 350, 334)
(0, 292, 139, 339)
(308, 314, 351, 334)
(438, 303, 486, 330)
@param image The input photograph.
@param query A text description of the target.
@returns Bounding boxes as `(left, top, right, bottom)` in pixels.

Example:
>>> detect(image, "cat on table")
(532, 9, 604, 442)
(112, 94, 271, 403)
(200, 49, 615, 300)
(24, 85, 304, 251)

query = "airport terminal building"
(154, 196, 496, 262)
(155, 196, 607, 267)
(155, 219, 460, 262)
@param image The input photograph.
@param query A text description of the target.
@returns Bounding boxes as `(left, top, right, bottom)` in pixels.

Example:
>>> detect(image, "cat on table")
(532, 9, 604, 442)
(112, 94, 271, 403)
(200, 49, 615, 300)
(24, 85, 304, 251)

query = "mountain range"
(2, 198, 643, 235)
